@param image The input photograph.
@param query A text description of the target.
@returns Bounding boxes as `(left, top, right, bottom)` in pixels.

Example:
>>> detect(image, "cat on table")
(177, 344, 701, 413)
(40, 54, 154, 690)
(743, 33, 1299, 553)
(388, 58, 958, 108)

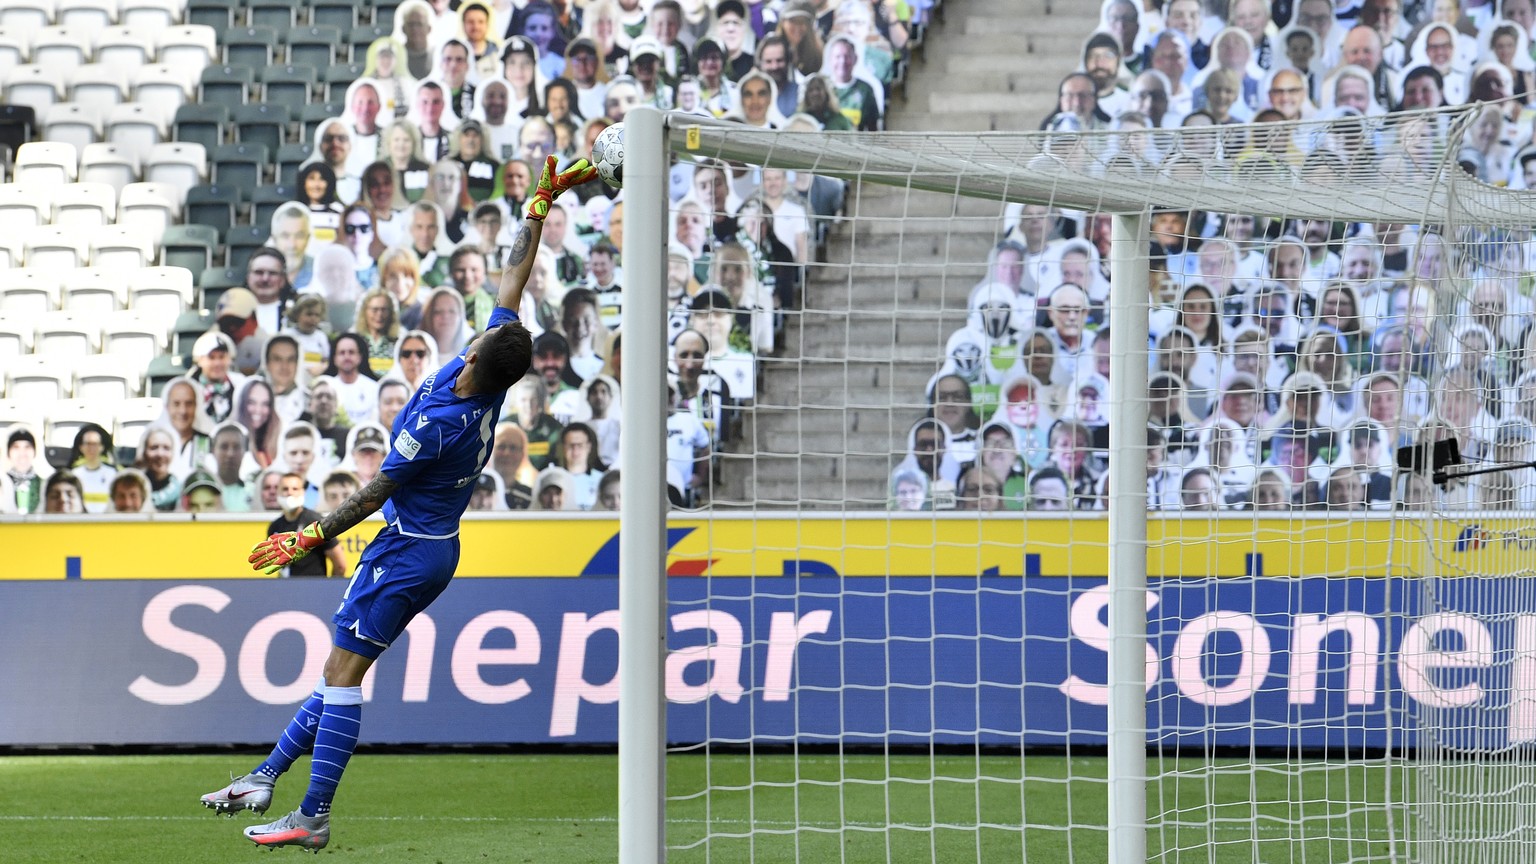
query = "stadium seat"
(250, 0, 301, 30)
(14, 141, 78, 186)
(113, 395, 163, 452)
(224, 225, 269, 270)
(129, 64, 193, 126)
(46, 400, 115, 460)
(0, 312, 33, 357)
(185, 0, 240, 29)
(41, 103, 100, 154)
(0, 184, 47, 233)
(371, 0, 402, 28)
(31, 26, 91, 70)
(312, 0, 358, 30)
(74, 354, 140, 401)
(63, 266, 128, 313)
(322, 64, 365, 102)
(0, 400, 46, 440)
(287, 26, 340, 68)
(78, 142, 139, 193)
(225, 27, 278, 68)
(3, 65, 68, 115)
(0, 2, 54, 38)
(171, 308, 214, 353)
(57, 0, 118, 35)
(102, 309, 167, 364)
(211, 143, 267, 189)
(0, 33, 28, 79)
(0, 235, 22, 270)
(67, 65, 130, 114)
(142, 141, 207, 205)
(160, 224, 217, 274)
(144, 352, 190, 397)
(156, 25, 217, 77)
(197, 265, 242, 295)
(129, 266, 194, 322)
(347, 24, 390, 62)
(275, 142, 315, 185)
(105, 103, 167, 165)
(233, 103, 289, 154)
(198, 65, 253, 105)
(296, 102, 341, 140)
(250, 183, 296, 226)
(120, 0, 182, 31)
(0, 269, 64, 313)
(4, 355, 72, 402)
(117, 182, 180, 239)
(173, 103, 228, 151)
(182, 182, 236, 238)
(24, 226, 89, 269)
(0, 105, 36, 165)
(261, 64, 317, 112)
(35, 309, 102, 355)
(89, 225, 154, 269)
(94, 26, 154, 73)
(51, 181, 116, 229)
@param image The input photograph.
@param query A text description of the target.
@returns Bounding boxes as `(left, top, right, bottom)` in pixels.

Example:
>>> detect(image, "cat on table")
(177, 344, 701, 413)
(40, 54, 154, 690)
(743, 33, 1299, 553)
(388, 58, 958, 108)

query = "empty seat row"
(0, 24, 214, 74)
(2, 62, 199, 125)
(175, 101, 341, 154)
(198, 63, 359, 111)
(188, 0, 400, 31)
(0, 0, 183, 36)
(0, 395, 166, 457)
(0, 226, 168, 273)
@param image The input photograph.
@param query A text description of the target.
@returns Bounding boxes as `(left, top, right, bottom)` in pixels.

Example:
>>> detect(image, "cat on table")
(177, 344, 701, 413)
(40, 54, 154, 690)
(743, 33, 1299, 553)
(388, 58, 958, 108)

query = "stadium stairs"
(714, 0, 1099, 509)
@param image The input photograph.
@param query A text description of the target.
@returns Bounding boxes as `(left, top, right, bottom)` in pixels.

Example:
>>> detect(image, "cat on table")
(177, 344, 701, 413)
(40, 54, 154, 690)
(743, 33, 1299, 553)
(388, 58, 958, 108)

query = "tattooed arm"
(318, 471, 400, 538)
(495, 217, 544, 315)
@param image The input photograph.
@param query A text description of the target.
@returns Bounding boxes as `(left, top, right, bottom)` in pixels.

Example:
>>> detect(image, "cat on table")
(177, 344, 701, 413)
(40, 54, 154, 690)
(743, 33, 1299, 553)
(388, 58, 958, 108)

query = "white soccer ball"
(592, 123, 625, 188)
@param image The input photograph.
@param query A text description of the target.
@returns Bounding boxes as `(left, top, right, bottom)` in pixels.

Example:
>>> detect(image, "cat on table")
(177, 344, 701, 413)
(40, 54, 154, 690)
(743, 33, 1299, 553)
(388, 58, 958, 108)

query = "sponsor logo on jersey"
(372, 566, 385, 582)
(395, 429, 422, 460)
(416, 414, 430, 430)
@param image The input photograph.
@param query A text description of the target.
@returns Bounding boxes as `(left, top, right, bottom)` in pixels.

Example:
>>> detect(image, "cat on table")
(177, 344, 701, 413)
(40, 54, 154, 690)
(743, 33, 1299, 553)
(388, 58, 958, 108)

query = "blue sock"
(300, 685, 363, 817)
(253, 689, 326, 779)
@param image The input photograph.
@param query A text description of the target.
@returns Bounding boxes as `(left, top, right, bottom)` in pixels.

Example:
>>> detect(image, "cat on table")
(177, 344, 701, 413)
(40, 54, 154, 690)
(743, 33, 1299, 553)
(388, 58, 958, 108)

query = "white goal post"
(618, 103, 1536, 864)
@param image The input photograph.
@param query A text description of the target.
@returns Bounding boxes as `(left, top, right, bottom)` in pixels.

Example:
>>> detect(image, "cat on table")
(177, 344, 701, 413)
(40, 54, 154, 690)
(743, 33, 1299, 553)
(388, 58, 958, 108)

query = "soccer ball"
(592, 123, 625, 188)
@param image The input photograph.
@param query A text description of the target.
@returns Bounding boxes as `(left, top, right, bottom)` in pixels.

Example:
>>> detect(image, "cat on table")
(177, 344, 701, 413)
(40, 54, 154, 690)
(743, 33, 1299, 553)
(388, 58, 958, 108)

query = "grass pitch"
(1, 752, 1416, 863)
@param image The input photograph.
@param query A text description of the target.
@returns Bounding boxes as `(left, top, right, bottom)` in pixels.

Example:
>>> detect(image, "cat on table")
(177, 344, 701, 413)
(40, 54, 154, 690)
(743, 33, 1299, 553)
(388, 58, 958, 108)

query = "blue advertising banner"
(2, 577, 1529, 749)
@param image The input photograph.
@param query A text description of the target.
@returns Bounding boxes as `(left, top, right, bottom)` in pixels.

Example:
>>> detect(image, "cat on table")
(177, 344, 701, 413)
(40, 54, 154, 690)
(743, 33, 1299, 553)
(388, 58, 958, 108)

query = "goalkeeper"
(199, 157, 597, 852)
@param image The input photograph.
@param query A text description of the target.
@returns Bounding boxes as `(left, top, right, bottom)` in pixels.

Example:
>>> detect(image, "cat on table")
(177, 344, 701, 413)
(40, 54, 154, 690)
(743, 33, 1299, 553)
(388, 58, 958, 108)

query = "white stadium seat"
(127, 266, 192, 320)
(102, 309, 165, 367)
(0, 311, 35, 357)
(128, 63, 190, 126)
(2, 63, 68, 114)
(0, 32, 30, 79)
(0, 400, 47, 437)
(46, 398, 112, 450)
(14, 140, 78, 186)
(41, 102, 100, 154)
(0, 183, 49, 233)
(0, 235, 22, 270)
(0, 269, 64, 313)
(63, 266, 127, 313)
(23, 226, 88, 269)
(74, 354, 139, 401)
(35, 308, 101, 355)
(104, 102, 164, 166)
(88, 224, 153, 269)
(78, 142, 139, 193)
(156, 25, 215, 77)
(5, 354, 72, 401)
(141, 141, 204, 205)
(116, 181, 179, 238)
(119, 0, 180, 31)
(53, 181, 116, 229)
(0, 1, 56, 40)
(67, 63, 128, 114)
(112, 396, 162, 451)
(56, 0, 116, 36)
(30, 25, 90, 71)
(93, 26, 152, 72)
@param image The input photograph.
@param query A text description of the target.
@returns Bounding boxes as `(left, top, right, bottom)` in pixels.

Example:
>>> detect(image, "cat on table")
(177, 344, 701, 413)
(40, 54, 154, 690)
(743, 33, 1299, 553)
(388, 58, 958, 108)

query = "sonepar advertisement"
(3, 515, 1534, 748)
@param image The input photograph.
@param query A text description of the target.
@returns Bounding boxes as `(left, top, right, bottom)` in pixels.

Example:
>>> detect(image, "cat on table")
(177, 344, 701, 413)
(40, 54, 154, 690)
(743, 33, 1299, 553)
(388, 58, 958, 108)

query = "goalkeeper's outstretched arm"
(496, 218, 543, 315)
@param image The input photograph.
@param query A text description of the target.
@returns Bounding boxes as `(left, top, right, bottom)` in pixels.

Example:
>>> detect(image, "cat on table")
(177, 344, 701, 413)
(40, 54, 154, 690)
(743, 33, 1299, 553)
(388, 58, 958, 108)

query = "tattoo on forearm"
(320, 473, 400, 537)
(508, 224, 532, 267)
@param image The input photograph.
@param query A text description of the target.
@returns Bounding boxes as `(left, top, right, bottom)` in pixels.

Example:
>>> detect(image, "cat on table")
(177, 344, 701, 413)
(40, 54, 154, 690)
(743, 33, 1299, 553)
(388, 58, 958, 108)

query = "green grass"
(0, 752, 1424, 863)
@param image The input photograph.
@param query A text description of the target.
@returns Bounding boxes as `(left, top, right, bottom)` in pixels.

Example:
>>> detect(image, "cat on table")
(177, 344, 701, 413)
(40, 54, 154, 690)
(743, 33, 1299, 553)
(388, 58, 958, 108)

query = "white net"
(647, 105, 1536, 862)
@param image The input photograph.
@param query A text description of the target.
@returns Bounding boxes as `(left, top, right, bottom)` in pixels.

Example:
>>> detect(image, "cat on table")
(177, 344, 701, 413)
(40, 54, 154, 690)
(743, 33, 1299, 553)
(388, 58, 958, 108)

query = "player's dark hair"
(472, 321, 534, 393)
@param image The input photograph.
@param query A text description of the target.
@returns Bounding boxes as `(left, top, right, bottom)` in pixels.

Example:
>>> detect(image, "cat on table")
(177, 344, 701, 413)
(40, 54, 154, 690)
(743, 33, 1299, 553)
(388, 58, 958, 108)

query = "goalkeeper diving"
(198, 157, 599, 851)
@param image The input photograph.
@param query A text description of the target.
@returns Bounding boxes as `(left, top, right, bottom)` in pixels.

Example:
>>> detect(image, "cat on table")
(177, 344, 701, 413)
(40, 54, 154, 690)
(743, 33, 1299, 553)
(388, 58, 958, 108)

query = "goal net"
(617, 104, 1536, 863)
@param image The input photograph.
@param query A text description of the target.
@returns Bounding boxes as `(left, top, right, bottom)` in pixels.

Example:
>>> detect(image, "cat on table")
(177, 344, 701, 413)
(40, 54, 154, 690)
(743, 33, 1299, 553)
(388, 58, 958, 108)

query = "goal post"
(618, 103, 1536, 863)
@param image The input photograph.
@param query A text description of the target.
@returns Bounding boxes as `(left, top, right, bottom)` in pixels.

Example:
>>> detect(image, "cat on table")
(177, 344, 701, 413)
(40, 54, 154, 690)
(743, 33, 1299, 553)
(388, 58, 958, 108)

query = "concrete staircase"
(711, 0, 1100, 510)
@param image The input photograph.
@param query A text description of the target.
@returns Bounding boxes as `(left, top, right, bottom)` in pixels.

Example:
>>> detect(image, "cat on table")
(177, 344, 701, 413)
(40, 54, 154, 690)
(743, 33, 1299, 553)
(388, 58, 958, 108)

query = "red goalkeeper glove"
(249, 522, 327, 575)
(526, 155, 597, 221)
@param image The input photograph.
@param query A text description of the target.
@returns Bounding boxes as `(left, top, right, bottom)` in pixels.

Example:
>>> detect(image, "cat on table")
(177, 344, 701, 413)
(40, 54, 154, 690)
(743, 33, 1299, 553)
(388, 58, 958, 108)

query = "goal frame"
(616, 106, 1158, 864)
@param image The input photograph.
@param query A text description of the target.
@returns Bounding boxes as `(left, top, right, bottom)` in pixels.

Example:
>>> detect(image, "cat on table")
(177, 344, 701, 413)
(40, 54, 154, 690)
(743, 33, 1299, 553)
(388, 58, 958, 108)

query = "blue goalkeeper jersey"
(378, 305, 518, 538)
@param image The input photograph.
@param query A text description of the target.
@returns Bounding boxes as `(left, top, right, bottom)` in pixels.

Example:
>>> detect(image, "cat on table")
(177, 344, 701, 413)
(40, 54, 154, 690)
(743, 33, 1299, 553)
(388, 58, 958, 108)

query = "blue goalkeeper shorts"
(332, 525, 460, 660)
